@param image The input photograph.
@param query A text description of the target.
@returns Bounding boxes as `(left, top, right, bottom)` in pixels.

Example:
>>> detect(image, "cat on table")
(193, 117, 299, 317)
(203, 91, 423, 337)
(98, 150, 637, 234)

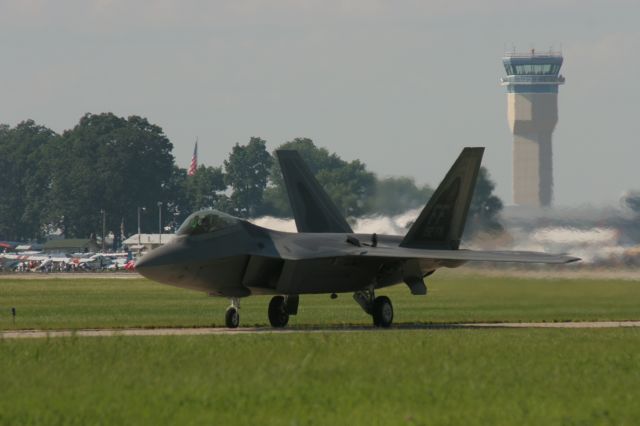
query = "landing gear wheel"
(268, 295, 289, 328)
(372, 296, 393, 328)
(225, 307, 240, 328)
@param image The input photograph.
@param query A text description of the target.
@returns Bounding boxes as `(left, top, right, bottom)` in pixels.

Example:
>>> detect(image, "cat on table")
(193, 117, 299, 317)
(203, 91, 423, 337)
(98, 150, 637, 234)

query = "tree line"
(0, 113, 502, 242)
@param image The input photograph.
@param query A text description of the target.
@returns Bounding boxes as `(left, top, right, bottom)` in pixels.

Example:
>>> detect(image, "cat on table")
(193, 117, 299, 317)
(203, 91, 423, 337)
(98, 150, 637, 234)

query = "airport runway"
(2, 321, 640, 339)
(1, 268, 639, 281)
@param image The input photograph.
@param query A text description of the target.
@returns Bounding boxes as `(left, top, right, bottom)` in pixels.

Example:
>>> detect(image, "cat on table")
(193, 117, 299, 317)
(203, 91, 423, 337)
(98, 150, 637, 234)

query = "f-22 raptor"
(136, 148, 579, 328)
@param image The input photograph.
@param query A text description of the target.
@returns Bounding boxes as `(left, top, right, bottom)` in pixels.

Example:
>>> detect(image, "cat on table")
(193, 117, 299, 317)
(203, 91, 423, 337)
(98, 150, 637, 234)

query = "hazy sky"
(1, 0, 638, 206)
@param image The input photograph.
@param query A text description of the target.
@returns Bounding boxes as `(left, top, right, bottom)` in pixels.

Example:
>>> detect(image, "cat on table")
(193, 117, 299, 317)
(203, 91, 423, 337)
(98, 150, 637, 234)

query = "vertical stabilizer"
(400, 147, 484, 249)
(276, 150, 353, 233)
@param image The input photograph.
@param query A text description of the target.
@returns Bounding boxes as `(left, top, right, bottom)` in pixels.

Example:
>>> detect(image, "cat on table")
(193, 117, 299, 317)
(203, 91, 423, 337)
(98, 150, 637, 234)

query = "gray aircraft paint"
(136, 148, 578, 327)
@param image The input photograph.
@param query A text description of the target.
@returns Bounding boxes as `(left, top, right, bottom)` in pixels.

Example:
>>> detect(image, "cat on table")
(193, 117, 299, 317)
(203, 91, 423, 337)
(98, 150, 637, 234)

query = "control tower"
(501, 49, 565, 207)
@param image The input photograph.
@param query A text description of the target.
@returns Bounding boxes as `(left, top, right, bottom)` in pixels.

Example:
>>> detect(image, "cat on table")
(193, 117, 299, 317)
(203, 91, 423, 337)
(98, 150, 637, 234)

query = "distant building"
(501, 49, 565, 207)
(123, 234, 176, 253)
(43, 239, 100, 254)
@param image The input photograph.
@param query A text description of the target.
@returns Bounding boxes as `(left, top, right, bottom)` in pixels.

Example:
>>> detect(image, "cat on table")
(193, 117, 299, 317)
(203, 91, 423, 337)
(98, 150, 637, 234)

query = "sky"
(1, 0, 638, 207)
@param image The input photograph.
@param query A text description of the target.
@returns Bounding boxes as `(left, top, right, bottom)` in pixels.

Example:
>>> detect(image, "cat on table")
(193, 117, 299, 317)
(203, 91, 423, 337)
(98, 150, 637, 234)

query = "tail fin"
(276, 150, 353, 233)
(400, 147, 484, 249)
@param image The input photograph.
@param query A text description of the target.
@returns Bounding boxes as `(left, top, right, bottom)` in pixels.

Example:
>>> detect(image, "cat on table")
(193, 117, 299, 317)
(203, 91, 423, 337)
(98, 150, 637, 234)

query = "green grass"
(1, 329, 639, 425)
(2, 273, 640, 425)
(1, 272, 640, 330)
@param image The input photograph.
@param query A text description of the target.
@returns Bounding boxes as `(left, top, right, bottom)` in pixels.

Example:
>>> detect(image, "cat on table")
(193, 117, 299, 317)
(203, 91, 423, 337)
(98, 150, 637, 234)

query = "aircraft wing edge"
(275, 247, 580, 264)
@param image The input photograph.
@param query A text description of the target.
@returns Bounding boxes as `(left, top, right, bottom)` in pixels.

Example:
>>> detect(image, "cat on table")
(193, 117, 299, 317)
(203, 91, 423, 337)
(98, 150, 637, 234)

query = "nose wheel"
(225, 298, 240, 328)
(225, 307, 240, 328)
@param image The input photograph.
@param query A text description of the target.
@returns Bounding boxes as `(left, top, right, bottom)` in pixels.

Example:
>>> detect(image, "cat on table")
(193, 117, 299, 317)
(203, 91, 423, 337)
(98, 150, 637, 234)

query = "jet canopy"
(177, 210, 239, 236)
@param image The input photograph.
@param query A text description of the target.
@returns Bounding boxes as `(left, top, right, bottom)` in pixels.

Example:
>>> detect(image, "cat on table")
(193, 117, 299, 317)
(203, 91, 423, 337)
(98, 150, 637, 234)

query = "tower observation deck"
(501, 49, 564, 207)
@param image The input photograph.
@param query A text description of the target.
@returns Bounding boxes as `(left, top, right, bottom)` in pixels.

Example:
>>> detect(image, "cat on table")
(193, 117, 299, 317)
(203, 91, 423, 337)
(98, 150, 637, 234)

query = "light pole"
(100, 209, 106, 252)
(137, 206, 146, 249)
(157, 202, 163, 245)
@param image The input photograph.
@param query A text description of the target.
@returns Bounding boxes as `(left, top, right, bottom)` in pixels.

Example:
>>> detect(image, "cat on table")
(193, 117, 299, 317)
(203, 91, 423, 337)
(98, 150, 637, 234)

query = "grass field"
(1, 329, 640, 425)
(1, 272, 640, 425)
(1, 271, 640, 330)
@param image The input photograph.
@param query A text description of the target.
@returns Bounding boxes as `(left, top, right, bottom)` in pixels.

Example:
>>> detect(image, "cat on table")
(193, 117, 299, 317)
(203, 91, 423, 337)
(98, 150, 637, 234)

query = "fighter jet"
(136, 147, 579, 328)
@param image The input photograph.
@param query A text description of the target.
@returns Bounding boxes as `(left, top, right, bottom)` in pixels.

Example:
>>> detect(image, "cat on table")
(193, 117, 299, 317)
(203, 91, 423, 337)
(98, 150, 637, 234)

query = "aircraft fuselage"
(135, 220, 442, 297)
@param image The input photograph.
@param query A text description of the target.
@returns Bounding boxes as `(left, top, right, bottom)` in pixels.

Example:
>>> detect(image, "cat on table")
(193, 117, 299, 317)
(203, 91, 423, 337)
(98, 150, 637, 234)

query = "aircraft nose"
(135, 244, 178, 280)
(134, 256, 147, 270)
(134, 251, 157, 271)
(136, 242, 188, 283)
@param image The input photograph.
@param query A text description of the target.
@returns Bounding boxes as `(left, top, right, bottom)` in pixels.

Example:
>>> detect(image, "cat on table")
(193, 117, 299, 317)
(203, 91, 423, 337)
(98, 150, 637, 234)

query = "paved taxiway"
(2, 321, 640, 339)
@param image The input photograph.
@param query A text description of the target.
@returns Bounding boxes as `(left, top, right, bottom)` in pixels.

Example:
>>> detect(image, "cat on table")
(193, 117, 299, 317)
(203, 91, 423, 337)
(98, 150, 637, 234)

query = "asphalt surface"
(0, 272, 139, 280)
(1, 267, 639, 280)
(2, 321, 640, 339)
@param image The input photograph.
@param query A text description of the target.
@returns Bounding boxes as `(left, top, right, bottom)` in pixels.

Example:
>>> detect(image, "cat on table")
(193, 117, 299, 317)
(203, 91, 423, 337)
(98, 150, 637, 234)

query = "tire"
(268, 295, 289, 328)
(372, 296, 393, 328)
(225, 307, 240, 328)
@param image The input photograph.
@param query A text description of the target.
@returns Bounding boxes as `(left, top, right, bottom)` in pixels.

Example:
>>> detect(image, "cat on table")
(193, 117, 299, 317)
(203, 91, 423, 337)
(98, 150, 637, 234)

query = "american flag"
(188, 140, 198, 176)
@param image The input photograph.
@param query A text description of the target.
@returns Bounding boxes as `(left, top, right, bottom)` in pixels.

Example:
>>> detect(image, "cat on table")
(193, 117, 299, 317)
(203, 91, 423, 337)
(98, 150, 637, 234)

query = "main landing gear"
(268, 296, 288, 327)
(353, 288, 394, 328)
(224, 295, 300, 329)
(225, 292, 394, 329)
(268, 295, 299, 328)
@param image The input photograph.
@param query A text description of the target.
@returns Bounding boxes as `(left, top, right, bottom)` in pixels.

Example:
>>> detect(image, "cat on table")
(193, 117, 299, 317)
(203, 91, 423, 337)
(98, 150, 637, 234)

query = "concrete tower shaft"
(502, 50, 564, 208)
(507, 92, 558, 206)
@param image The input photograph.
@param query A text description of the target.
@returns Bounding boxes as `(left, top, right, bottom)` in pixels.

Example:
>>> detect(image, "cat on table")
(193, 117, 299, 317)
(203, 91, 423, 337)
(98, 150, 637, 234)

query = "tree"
(369, 177, 433, 216)
(163, 166, 189, 229)
(464, 166, 504, 237)
(224, 137, 273, 217)
(47, 113, 175, 239)
(0, 120, 58, 241)
(263, 138, 376, 218)
(622, 191, 640, 215)
(164, 164, 229, 229)
(186, 165, 226, 211)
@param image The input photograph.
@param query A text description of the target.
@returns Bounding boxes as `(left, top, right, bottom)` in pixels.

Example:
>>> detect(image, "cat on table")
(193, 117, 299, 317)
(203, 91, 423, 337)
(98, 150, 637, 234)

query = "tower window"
(510, 64, 558, 75)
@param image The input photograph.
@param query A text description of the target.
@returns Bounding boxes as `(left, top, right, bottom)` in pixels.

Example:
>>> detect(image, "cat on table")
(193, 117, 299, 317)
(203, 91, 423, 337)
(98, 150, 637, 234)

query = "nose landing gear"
(225, 297, 240, 328)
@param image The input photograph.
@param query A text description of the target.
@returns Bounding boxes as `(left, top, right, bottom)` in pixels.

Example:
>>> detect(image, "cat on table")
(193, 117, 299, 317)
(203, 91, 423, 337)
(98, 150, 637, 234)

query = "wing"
(279, 244, 579, 264)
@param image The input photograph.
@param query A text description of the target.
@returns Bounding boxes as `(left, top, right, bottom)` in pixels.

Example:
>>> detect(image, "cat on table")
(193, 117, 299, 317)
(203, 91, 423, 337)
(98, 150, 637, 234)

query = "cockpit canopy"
(176, 210, 239, 236)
